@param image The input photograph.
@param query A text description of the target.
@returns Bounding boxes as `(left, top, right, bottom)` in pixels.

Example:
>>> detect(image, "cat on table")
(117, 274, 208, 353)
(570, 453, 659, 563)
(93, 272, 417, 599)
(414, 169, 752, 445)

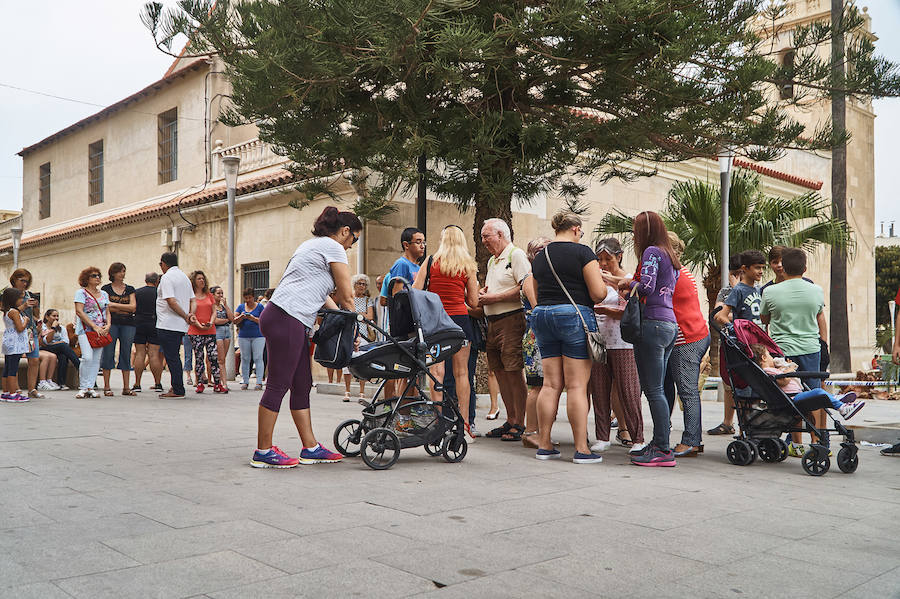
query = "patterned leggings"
(589, 349, 644, 443)
(189, 334, 220, 385)
(664, 335, 710, 447)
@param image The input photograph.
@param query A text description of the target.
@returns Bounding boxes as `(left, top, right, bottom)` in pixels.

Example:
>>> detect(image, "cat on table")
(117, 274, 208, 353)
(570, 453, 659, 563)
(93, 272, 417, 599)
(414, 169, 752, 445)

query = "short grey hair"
(351, 273, 370, 288)
(482, 218, 511, 241)
(145, 272, 159, 285)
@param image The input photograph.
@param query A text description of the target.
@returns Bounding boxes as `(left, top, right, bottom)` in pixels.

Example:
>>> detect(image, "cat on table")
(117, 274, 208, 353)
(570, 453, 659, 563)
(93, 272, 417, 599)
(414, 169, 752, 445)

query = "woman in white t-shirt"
(591, 238, 645, 452)
(249, 206, 362, 469)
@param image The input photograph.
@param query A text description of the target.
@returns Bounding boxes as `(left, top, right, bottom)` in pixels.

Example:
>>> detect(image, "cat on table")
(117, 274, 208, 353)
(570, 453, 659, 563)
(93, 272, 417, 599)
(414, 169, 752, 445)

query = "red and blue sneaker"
(7, 393, 30, 403)
(631, 444, 676, 467)
(298, 444, 343, 464)
(250, 445, 299, 469)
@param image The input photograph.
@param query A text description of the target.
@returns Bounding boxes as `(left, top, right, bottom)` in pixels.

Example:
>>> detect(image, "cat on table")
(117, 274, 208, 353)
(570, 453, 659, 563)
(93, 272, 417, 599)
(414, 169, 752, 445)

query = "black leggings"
(43, 342, 81, 385)
(3, 355, 20, 378)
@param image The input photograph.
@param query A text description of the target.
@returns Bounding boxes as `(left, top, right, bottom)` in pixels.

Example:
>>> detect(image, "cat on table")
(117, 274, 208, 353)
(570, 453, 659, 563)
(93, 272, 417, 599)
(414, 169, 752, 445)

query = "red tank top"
(188, 293, 216, 335)
(427, 259, 469, 316)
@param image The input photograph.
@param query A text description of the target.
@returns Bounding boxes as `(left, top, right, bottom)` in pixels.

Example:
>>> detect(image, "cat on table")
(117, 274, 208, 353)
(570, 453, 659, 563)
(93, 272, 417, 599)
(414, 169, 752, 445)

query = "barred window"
(158, 108, 177, 184)
(39, 162, 51, 220)
(242, 262, 270, 299)
(88, 140, 104, 205)
(779, 50, 795, 100)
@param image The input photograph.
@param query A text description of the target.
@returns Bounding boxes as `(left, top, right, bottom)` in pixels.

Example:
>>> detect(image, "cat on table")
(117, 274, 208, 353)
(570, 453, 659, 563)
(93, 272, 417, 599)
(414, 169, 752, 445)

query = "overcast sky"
(1, 1, 899, 231)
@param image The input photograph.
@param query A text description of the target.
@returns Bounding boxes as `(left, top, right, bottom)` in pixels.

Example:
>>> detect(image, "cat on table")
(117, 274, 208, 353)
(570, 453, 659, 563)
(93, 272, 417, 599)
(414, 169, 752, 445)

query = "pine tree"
(143, 0, 900, 271)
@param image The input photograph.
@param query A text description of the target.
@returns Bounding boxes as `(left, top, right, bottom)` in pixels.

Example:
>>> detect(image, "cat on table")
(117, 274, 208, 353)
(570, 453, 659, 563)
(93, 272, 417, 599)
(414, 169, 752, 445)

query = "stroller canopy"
(407, 287, 465, 341)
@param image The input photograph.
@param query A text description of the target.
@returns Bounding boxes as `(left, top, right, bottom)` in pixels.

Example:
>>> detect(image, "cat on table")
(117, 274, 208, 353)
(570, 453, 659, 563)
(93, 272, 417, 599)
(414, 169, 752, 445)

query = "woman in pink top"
(413, 225, 479, 438)
(188, 271, 226, 394)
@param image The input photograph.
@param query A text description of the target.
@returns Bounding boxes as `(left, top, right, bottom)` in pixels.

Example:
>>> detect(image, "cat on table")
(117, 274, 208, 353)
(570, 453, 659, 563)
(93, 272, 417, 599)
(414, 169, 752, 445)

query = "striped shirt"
(270, 236, 348, 329)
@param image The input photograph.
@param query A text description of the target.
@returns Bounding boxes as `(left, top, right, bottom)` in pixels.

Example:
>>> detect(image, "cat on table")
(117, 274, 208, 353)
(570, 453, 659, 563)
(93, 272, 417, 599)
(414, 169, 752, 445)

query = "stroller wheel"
(801, 448, 830, 476)
(334, 419, 364, 457)
(361, 428, 401, 470)
(775, 438, 789, 462)
(441, 434, 468, 463)
(726, 440, 754, 466)
(836, 446, 859, 474)
(758, 439, 782, 463)
(424, 440, 442, 457)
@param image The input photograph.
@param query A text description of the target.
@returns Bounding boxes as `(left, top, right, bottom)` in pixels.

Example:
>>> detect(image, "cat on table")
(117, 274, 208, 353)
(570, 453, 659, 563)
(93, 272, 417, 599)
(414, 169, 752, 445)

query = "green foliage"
(141, 0, 900, 223)
(875, 246, 900, 326)
(594, 169, 854, 288)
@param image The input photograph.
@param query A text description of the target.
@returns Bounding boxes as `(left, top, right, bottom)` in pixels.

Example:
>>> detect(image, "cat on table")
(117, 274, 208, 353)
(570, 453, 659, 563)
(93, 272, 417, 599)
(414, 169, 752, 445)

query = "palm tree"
(595, 169, 854, 371)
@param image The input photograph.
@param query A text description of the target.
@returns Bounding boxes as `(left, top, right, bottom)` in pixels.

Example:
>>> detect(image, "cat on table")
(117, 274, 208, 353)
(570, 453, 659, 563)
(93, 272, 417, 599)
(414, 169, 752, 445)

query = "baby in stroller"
(749, 344, 865, 420)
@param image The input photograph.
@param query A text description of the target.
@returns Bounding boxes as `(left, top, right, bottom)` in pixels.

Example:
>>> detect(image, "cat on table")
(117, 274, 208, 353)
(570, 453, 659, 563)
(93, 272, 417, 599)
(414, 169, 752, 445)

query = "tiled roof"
(570, 108, 824, 191)
(1, 169, 295, 251)
(17, 61, 207, 157)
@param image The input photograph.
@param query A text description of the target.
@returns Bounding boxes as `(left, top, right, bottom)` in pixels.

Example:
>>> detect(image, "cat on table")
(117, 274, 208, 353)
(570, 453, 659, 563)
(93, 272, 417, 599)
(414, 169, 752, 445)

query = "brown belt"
(485, 308, 524, 322)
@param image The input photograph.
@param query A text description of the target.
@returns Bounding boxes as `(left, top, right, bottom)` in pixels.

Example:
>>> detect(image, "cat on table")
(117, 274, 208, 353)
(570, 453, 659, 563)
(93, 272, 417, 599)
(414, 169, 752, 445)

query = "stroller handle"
(709, 305, 725, 335)
(772, 371, 830, 380)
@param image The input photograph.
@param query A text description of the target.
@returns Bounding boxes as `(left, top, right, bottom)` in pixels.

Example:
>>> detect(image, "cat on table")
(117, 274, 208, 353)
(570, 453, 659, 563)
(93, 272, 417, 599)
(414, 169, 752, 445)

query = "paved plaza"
(1, 379, 899, 599)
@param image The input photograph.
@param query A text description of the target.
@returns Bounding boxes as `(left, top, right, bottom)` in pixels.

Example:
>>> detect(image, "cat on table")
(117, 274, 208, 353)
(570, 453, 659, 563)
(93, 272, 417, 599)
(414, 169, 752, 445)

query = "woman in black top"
(524, 211, 607, 464)
(100, 262, 137, 396)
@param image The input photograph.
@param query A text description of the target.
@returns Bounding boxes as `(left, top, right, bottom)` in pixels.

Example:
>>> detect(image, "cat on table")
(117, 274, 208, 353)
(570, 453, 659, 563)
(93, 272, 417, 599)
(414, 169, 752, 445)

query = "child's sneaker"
(631, 445, 676, 467)
(835, 391, 857, 404)
(250, 446, 299, 468)
(298, 444, 343, 464)
(8, 393, 30, 403)
(0, 393, 10, 402)
(838, 400, 865, 421)
(787, 442, 805, 458)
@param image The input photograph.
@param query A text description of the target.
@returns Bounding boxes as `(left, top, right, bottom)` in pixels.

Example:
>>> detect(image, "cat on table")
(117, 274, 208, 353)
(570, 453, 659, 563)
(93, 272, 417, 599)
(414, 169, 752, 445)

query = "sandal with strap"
(707, 423, 735, 436)
(616, 430, 633, 448)
(501, 425, 525, 442)
(121, 389, 136, 396)
(485, 421, 513, 438)
(103, 389, 114, 397)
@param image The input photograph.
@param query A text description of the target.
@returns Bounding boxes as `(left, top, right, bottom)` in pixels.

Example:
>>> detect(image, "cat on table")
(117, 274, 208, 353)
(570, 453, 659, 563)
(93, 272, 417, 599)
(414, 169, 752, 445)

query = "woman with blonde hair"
(413, 224, 479, 439)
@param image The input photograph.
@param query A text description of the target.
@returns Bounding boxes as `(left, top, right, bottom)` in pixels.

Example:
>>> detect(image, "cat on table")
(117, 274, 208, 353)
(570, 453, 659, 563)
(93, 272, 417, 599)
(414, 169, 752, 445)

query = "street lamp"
(10, 225, 23, 269)
(719, 151, 733, 289)
(222, 154, 240, 381)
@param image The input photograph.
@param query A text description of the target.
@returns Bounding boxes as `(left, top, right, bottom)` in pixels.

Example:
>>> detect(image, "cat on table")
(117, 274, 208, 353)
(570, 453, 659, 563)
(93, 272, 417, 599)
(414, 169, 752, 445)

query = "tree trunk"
(472, 180, 513, 286)
(829, 0, 851, 372)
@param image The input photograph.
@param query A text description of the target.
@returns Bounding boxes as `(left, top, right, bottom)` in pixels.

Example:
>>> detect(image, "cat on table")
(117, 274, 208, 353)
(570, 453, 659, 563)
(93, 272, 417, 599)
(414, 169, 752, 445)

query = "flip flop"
(103, 389, 114, 397)
(485, 421, 513, 438)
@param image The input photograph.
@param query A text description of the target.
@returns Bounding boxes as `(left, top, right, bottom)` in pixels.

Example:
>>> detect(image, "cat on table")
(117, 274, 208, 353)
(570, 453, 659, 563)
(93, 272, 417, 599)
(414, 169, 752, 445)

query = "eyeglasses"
(577, 227, 584, 240)
(409, 240, 425, 246)
(351, 232, 359, 245)
(89, 273, 101, 278)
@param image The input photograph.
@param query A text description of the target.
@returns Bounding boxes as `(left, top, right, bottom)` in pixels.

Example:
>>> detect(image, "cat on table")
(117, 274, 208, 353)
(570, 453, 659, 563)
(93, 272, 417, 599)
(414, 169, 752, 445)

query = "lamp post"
(222, 155, 240, 381)
(10, 225, 23, 269)
(719, 152, 733, 289)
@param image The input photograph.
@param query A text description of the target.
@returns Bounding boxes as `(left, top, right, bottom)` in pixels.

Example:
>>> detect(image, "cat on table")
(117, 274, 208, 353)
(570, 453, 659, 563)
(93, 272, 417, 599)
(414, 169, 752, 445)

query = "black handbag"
(312, 310, 358, 369)
(620, 286, 643, 345)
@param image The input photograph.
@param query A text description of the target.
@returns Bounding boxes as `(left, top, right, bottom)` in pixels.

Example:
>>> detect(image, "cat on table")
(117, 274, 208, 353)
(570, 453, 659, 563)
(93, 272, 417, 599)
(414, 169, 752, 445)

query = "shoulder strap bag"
(620, 285, 643, 345)
(422, 255, 434, 291)
(545, 246, 606, 364)
(83, 290, 113, 349)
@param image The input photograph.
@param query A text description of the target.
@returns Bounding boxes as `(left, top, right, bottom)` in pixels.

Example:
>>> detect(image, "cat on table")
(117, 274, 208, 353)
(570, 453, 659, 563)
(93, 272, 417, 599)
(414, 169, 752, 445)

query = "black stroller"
(315, 279, 469, 470)
(711, 309, 858, 476)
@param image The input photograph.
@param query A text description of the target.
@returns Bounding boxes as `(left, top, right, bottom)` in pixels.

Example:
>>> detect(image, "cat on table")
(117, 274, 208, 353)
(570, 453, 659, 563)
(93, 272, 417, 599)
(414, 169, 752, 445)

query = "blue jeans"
(158, 329, 185, 395)
(530, 304, 597, 360)
(100, 323, 136, 371)
(633, 319, 678, 451)
(182, 335, 193, 373)
(239, 336, 266, 385)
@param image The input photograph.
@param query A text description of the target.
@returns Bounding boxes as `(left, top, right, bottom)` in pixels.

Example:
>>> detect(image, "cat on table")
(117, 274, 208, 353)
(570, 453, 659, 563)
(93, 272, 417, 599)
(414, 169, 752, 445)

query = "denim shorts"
(529, 304, 597, 360)
(216, 325, 232, 341)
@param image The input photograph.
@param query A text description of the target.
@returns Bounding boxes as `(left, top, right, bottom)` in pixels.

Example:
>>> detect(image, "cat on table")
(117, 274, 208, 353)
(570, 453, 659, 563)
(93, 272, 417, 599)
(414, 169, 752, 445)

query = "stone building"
(2, 0, 878, 370)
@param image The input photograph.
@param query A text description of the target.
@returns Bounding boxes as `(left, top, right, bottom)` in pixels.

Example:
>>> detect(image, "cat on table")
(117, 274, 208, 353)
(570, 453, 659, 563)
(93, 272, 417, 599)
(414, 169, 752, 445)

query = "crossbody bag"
(545, 246, 606, 363)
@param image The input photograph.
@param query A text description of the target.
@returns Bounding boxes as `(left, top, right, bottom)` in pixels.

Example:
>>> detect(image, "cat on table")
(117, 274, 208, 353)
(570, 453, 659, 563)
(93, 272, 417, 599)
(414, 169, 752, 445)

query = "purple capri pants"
(258, 302, 312, 412)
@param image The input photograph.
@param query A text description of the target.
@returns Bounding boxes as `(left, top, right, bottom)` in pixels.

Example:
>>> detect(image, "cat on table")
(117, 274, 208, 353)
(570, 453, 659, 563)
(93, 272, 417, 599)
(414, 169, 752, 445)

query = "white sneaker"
(628, 442, 647, 455)
(838, 400, 865, 420)
(48, 381, 62, 390)
(37, 380, 53, 391)
(590, 440, 612, 453)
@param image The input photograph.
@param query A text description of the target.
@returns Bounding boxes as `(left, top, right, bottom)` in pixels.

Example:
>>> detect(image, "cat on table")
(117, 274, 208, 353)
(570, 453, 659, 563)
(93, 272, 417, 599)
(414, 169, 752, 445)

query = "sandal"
(486, 409, 501, 421)
(501, 425, 524, 442)
(616, 430, 633, 448)
(103, 389, 114, 397)
(707, 423, 735, 436)
(485, 421, 513, 438)
(522, 431, 539, 449)
(121, 389, 136, 396)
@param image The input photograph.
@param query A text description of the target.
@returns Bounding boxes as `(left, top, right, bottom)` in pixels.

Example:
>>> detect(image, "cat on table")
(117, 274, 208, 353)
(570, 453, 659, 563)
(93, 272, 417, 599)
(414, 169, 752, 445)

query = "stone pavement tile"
(23, 487, 133, 523)
(583, 497, 736, 532)
(54, 550, 286, 599)
(491, 514, 652, 556)
(83, 490, 239, 529)
(0, 582, 72, 599)
(0, 560, 36, 589)
(0, 505, 53, 531)
(517, 549, 712, 596)
(772, 529, 900, 577)
(835, 511, 900, 543)
(836, 565, 900, 599)
(629, 520, 792, 566)
(2, 539, 140, 583)
(412, 568, 595, 599)
(0, 513, 170, 553)
(371, 534, 567, 587)
(237, 526, 422, 573)
(702, 505, 854, 541)
(677, 553, 871, 599)
(369, 505, 523, 544)
(460, 490, 620, 530)
(208, 558, 435, 599)
(251, 501, 420, 537)
(102, 519, 297, 564)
